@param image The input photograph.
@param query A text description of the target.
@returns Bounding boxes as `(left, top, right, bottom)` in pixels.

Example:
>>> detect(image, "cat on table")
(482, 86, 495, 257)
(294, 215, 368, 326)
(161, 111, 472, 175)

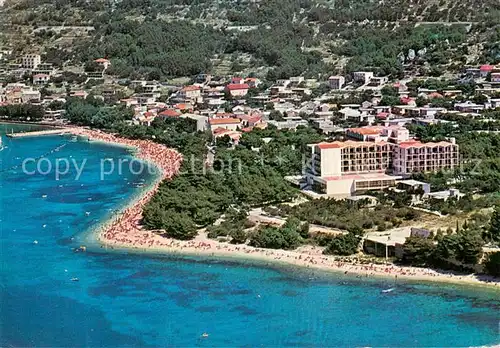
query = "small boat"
(85, 211, 91, 216)
(71, 278, 79, 282)
(382, 288, 394, 293)
(42, 195, 47, 198)
(73, 245, 87, 253)
(33, 240, 39, 244)
(201, 333, 209, 338)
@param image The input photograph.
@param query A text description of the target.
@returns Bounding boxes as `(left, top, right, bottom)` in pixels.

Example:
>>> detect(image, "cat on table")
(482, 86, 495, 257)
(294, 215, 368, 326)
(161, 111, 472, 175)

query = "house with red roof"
(225, 83, 249, 97)
(94, 58, 111, 70)
(213, 128, 242, 145)
(400, 96, 416, 106)
(208, 117, 242, 133)
(178, 85, 201, 100)
(480, 65, 494, 77)
(70, 90, 88, 99)
(245, 77, 261, 88)
(428, 92, 444, 99)
(158, 109, 181, 118)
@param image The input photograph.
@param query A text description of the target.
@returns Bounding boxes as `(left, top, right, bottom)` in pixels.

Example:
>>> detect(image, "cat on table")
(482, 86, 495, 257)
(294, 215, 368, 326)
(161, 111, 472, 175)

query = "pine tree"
(488, 205, 500, 245)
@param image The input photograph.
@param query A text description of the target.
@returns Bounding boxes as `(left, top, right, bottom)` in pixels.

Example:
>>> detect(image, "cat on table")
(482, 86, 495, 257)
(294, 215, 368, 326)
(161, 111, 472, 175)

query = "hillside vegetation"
(1, 0, 499, 79)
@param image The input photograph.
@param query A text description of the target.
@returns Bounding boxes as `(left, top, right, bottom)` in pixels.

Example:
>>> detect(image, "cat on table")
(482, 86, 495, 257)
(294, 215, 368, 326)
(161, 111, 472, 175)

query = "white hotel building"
(305, 126, 459, 196)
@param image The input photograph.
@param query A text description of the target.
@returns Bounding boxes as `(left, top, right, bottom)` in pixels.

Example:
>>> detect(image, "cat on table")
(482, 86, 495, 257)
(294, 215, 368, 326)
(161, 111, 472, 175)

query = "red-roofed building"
(174, 103, 194, 112)
(94, 58, 111, 69)
(158, 109, 181, 118)
(178, 85, 201, 100)
(428, 92, 444, 99)
(213, 128, 242, 145)
(225, 83, 250, 97)
(70, 90, 88, 99)
(245, 77, 261, 88)
(208, 117, 242, 132)
(400, 96, 416, 106)
(480, 65, 494, 77)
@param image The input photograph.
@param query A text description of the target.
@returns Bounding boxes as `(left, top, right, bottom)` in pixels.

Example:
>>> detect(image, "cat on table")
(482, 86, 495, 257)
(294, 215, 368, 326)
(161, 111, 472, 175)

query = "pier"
(6, 129, 71, 138)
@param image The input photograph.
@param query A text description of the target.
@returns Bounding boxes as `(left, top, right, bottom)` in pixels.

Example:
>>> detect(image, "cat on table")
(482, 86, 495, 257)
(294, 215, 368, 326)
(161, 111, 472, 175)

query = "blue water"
(1, 125, 499, 347)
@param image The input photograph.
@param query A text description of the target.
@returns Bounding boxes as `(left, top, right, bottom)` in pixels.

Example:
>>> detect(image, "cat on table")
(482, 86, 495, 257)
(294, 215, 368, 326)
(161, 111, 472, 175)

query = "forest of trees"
(400, 207, 500, 277)
(264, 198, 420, 232)
(4, 0, 498, 80)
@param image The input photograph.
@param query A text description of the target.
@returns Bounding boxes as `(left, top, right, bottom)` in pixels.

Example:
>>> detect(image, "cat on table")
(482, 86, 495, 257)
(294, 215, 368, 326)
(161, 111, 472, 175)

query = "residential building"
(245, 77, 261, 88)
(22, 54, 41, 69)
(213, 128, 242, 145)
(208, 117, 241, 132)
(158, 109, 181, 118)
(180, 113, 209, 132)
(70, 90, 88, 99)
(486, 98, 500, 109)
(328, 76, 345, 90)
(268, 116, 308, 130)
(225, 83, 249, 97)
(480, 64, 494, 78)
(454, 101, 484, 113)
(86, 71, 104, 79)
(44, 109, 66, 120)
(32, 73, 50, 85)
(21, 89, 41, 103)
(353, 71, 374, 84)
(490, 72, 500, 83)
(178, 85, 201, 100)
(95, 58, 111, 70)
(32, 63, 55, 76)
(397, 180, 431, 194)
(367, 76, 388, 87)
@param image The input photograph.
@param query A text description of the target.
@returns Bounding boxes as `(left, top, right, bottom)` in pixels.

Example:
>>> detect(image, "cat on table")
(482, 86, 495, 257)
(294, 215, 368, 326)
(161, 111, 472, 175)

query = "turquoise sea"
(0, 123, 499, 347)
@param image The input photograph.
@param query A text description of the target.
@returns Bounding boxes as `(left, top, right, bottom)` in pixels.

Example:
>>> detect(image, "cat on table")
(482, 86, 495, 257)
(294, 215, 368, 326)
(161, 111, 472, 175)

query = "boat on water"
(71, 278, 79, 282)
(201, 333, 209, 338)
(73, 245, 87, 253)
(382, 288, 395, 293)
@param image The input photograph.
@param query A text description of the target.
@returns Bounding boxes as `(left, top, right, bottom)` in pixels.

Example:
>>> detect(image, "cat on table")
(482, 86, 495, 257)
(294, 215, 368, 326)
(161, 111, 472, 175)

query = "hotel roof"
(397, 140, 454, 149)
(322, 173, 401, 182)
(316, 140, 388, 150)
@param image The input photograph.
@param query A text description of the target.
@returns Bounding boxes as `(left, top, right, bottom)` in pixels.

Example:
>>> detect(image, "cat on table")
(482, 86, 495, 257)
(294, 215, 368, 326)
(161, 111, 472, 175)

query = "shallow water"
(0, 126, 499, 347)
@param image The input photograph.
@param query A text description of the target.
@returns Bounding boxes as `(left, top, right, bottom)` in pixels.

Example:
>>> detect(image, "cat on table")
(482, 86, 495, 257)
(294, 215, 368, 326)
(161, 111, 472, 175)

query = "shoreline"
(38, 126, 500, 289)
(100, 231, 500, 290)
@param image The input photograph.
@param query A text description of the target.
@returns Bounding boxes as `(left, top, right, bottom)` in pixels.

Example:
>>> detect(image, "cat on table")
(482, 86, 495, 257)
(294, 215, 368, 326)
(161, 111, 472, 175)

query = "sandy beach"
(68, 127, 500, 289)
